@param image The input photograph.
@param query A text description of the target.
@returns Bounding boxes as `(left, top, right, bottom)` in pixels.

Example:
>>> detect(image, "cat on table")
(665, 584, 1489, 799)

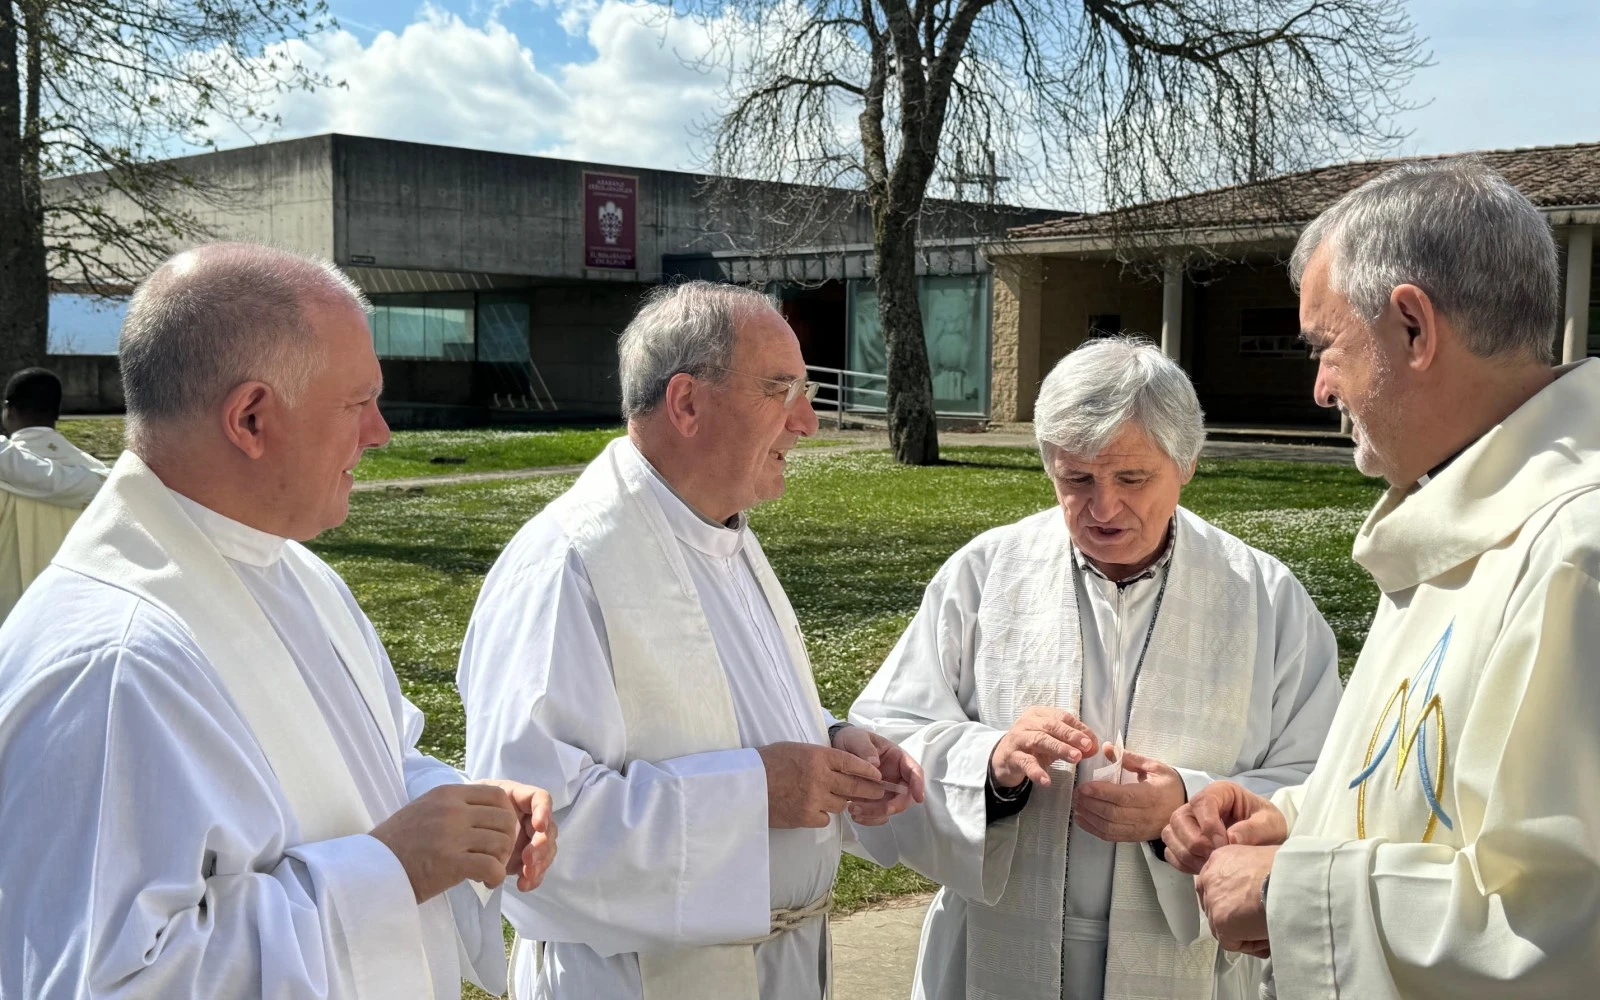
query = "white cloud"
(217, 5, 573, 154)
(213, 1, 730, 171)
(546, 1, 731, 168)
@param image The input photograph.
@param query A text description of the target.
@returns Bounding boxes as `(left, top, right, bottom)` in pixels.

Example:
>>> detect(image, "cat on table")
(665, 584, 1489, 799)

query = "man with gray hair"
(848, 336, 1341, 1000)
(0, 243, 556, 999)
(458, 279, 925, 1000)
(1171, 158, 1600, 996)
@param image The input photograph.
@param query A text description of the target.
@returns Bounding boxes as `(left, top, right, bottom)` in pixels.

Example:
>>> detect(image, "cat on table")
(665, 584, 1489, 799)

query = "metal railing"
(806, 365, 887, 431)
(807, 364, 988, 429)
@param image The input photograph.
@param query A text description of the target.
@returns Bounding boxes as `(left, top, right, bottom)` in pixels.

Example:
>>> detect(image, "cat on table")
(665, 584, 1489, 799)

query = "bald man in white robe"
(0, 244, 556, 999)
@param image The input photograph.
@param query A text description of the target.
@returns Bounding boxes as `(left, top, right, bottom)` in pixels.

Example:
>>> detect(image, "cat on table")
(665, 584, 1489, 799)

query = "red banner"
(583, 171, 638, 270)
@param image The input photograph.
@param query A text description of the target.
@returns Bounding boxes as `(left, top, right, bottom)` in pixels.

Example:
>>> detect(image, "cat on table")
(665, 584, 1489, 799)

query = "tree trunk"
(874, 206, 939, 465)
(0, 2, 50, 379)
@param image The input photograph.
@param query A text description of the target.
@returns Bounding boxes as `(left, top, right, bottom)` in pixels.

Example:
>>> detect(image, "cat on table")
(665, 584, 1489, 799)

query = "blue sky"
(241, 0, 1600, 174)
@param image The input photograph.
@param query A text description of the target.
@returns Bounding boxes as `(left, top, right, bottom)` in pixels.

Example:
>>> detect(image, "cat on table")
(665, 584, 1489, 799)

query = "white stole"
(544, 437, 829, 1000)
(967, 507, 1256, 1000)
(52, 453, 422, 997)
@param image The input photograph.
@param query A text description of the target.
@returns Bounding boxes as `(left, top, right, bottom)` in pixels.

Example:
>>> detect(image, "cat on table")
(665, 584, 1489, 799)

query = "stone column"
(990, 256, 1044, 422)
(1563, 225, 1593, 364)
(1161, 257, 1184, 363)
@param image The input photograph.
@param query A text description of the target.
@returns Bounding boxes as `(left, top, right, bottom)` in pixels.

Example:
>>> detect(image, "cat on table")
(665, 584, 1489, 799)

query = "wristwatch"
(827, 721, 852, 745)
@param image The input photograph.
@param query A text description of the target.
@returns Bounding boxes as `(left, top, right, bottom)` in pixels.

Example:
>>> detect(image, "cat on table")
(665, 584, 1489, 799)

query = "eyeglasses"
(700, 366, 821, 408)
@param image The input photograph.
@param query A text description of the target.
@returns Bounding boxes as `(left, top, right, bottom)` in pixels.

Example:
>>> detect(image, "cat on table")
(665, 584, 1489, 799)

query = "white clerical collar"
(623, 439, 747, 559)
(168, 489, 288, 568)
(1071, 519, 1175, 587)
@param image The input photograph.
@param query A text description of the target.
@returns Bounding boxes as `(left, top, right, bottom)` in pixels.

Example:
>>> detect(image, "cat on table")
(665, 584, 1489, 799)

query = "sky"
(213, 0, 1600, 186)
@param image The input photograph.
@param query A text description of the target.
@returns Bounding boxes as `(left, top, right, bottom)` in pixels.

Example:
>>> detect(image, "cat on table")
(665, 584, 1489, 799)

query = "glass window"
(48, 294, 127, 354)
(1238, 307, 1303, 356)
(846, 275, 990, 416)
(370, 292, 474, 360)
(476, 293, 532, 363)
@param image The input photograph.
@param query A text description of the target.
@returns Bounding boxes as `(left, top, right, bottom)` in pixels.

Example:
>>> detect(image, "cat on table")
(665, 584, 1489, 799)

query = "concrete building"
(986, 142, 1600, 426)
(44, 134, 1061, 421)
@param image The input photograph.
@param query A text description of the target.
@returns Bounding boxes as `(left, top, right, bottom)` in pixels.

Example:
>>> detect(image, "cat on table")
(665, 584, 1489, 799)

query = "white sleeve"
(1270, 559, 1600, 996)
(0, 437, 107, 506)
(458, 530, 772, 956)
(847, 546, 1018, 904)
(0, 643, 429, 999)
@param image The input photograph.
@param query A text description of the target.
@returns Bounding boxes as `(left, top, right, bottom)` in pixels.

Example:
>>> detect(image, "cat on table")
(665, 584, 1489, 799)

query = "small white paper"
(1090, 733, 1131, 784)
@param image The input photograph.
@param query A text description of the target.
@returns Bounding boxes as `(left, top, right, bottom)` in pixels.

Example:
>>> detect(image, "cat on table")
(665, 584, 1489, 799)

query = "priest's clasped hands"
(758, 725, 926, 828)
(990, 706, 1190, 843)
(369, 779, 559, 902)
(1161, 780, 1288, 958)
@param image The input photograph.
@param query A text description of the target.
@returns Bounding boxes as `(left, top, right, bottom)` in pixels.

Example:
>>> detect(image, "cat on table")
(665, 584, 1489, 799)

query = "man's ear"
(220, 381, 273, 459)
(662, 372, 701, 438)
(1390, 283, 1440, 372)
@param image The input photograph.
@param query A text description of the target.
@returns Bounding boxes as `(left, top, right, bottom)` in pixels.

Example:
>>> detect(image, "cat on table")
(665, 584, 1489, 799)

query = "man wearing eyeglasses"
(458, 280, 926, 1000)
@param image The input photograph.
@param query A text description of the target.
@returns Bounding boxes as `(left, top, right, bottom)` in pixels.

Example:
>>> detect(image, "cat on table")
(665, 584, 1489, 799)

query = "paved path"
(832, 894, 934, 1000)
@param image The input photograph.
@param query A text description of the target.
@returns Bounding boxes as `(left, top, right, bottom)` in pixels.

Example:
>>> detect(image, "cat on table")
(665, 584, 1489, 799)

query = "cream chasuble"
(851, 505, 1342, 1000)
(460, 436, 836, 1000)
(0, 426, 108, 618)
(1266, 358, 1600, 997)
(0, 452, 505, 998)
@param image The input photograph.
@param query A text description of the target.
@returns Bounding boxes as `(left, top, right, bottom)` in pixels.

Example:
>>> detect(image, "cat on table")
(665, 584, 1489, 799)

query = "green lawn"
(308, 444, 1385, 921)
(57, 417, 845, 480)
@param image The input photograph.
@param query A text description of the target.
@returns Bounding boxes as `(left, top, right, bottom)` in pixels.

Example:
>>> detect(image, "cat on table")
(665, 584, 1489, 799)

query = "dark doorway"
(776, 281, 848, 371)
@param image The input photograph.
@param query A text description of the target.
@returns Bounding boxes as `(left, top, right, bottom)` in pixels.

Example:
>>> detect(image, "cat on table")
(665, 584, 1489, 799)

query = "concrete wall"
(331, 136, 871, 280)
(49, 355, 122, 413)
(47, 136, 337, 283)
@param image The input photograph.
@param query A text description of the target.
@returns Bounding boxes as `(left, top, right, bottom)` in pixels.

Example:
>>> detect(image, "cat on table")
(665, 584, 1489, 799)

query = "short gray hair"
(1289, 158, 1559, 363)
(120, 243, 368, 452)
(618, 280, 778, 419)
(1035, 336, 1206, 473)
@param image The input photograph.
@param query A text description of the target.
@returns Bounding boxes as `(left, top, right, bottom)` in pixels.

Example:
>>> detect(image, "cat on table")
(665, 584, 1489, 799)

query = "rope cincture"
(729, 889, 835, 946)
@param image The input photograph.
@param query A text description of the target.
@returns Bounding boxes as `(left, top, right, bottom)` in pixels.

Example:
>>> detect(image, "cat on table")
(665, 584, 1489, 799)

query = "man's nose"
(789, 391, 820, 437)
(1088, 485, 1120, 521)
(363, 401, 392, 449)
(1313, 365, 1338, 410)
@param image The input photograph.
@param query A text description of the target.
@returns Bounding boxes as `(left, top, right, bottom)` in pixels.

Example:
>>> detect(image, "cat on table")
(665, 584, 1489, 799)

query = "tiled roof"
(1007, 141, 1600, 241)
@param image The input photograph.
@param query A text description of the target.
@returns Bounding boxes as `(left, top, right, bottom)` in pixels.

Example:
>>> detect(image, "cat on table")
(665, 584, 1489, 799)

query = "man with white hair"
(458, 280, 925, 1000)
(848, 336, 1342, 1000)
(1169, 159, 1600, 996)
(0, 243, 557, 998)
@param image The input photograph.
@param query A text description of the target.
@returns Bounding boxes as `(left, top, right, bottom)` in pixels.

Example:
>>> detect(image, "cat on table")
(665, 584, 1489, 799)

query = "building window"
(1088, 314, 1122, 338)
(846, 274, 990, 417)
(370, 292, 475, 360)
(1238, 307, 1303, 356)
(476, 293, 532, 363)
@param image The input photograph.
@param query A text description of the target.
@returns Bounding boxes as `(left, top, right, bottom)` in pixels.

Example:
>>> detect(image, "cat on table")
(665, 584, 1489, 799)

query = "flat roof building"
(44, 134, 1063, 422)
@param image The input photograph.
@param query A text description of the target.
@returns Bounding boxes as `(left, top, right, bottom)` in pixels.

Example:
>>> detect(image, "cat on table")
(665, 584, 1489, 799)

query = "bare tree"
(680, 0, 1425, 463)
(1, 0, 334, 375)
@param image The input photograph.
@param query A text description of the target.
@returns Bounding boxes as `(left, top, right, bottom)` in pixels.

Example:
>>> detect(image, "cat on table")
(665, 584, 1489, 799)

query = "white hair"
(120, 242, 369, 453)
(617, 280, 778, 420)
(1289, 157, 1559, 363)
(1034, 336, 1206, 473)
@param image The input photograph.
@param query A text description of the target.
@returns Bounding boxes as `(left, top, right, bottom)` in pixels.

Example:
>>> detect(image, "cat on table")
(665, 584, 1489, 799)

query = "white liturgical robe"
(0, 426, 108, 618)
(459, 436, 840, 1000)
(0, 456, 505, 999)
(1266, 358, 1600, 997)
(850, 506, 1342, 1000)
